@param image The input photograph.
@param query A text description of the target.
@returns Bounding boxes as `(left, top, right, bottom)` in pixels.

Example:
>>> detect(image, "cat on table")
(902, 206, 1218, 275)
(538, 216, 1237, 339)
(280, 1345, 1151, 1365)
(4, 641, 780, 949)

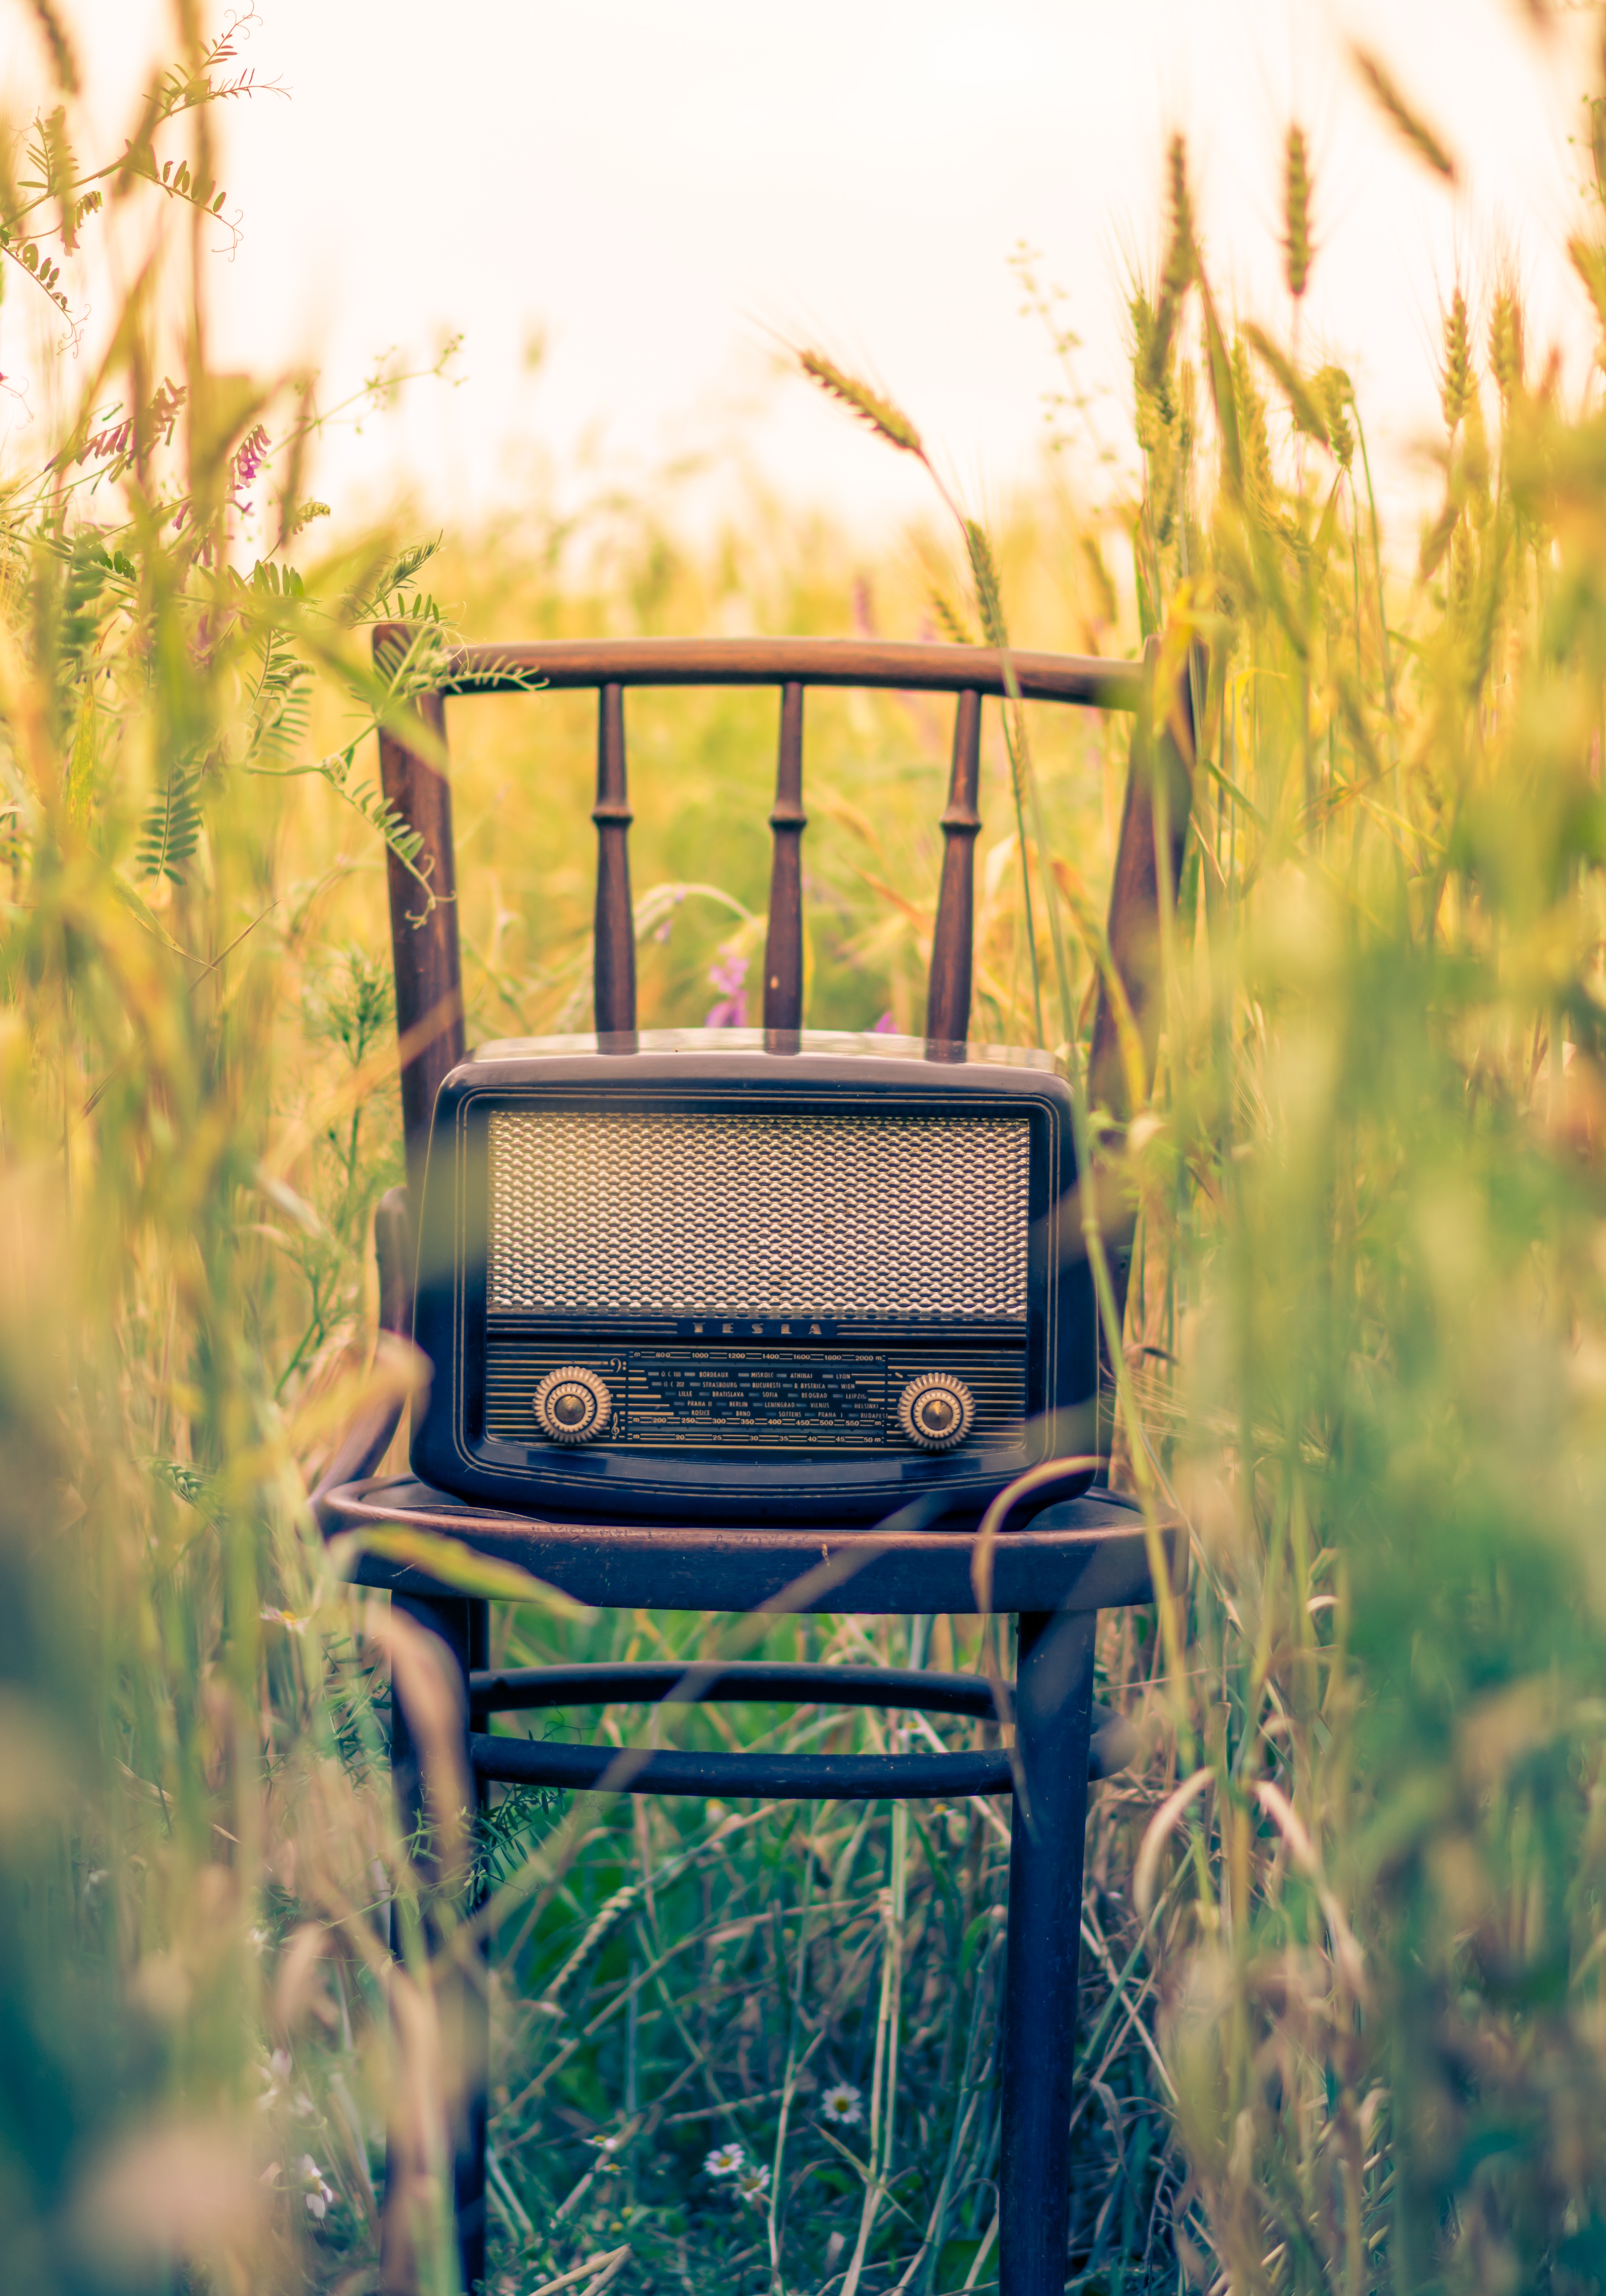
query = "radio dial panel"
(896, 1372, 974, 1451)
(490, 1337, 1019, 1453)
(532, 1365, 613, 1444)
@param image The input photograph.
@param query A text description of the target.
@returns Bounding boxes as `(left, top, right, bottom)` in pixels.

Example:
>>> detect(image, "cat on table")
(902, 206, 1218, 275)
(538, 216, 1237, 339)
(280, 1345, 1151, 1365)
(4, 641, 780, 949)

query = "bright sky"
(2, 0, 1602, 553)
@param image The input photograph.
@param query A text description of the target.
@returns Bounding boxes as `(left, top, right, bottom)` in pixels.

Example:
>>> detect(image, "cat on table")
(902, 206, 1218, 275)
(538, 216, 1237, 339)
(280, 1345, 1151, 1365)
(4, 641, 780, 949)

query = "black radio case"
(410, 1030, 1095, 1526)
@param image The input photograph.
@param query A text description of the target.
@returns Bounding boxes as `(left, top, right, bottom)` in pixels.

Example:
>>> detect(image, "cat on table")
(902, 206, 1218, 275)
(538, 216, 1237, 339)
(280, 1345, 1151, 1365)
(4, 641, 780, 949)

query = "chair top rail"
(429, 635, 1144, 709)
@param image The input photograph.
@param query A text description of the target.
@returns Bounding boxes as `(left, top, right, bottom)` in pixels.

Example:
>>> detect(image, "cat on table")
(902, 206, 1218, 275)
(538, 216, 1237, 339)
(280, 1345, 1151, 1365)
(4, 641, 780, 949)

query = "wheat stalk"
(1351, 46, 1460, 183)
(1283, 125, 1313, 301)
(1241, 321, 1328, 444)
(1489, 282, 1525, 405)
(797, 351, 923, 459)
(1316, 365, 1356, 468)
(1441, 287, 1474, 431)
(1146, 133, 1197, 393)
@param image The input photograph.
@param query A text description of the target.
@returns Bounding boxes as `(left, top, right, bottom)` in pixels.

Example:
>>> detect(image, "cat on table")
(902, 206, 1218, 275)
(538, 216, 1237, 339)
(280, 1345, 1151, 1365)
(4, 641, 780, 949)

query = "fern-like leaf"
(244, 629, 312, 768)
(345, 780, 427, 872)
(136, 761, 201, 884)
(306, 743, 435, 909)
(352, 535, 444, 625)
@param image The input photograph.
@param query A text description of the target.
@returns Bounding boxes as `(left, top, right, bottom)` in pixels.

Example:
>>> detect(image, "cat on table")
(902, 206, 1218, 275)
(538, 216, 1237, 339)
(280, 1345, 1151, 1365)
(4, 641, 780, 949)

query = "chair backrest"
(371, 630, 1196, 1218)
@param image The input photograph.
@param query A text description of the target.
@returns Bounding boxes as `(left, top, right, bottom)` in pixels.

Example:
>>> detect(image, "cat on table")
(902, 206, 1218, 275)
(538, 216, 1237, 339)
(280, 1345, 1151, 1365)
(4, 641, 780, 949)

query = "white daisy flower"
(735, 2161, 771, 2206)
(704, 2141, 745, 2178)
(821, 2081, 863, 2127)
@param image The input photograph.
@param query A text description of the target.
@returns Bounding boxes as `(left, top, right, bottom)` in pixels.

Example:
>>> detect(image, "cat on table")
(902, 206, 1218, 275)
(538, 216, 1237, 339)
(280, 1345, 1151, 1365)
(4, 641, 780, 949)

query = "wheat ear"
(1351, 48, 1459, 183)
(1241, 322, 1328, 444)
(1441, 290, 1474, 431)
(798, 352, 923, 458)
(1284, 125, 1312, 301)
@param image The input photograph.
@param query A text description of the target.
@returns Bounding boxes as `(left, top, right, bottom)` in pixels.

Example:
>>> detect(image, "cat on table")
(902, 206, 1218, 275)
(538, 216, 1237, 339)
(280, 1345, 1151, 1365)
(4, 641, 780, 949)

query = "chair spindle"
(592, 682, 637, 1036)
(375, 628, 467, 1207)
(762, 681, 806, 1039)
(924, 687, 983, 1050)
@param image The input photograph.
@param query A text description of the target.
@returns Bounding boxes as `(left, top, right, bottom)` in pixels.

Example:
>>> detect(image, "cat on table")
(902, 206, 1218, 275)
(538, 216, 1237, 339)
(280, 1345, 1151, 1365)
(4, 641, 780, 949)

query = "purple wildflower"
(234, 424, 270, 489)
(706, 949, 748, 1029)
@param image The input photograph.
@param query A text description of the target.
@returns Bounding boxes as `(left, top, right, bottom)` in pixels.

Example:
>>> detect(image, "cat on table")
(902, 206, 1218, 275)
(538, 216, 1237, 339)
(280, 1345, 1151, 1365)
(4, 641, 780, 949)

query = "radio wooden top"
(469, 1028, 1056, 1070)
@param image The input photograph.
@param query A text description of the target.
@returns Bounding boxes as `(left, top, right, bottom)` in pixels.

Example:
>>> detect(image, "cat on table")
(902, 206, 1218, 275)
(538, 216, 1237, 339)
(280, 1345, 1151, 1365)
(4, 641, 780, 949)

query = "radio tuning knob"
(896, 1372, 974, 1452)
(532, 1366, 613, 1445)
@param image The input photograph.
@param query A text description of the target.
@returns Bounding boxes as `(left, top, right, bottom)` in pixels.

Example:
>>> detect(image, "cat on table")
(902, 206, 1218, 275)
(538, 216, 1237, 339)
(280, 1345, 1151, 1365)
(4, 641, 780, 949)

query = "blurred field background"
(10, 6, 1606, 2296)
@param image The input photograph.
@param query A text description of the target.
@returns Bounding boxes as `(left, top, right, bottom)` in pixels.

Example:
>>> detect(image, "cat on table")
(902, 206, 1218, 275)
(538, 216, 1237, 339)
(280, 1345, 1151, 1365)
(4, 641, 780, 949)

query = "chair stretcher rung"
(467, 1658, 996, 1718)
(471, 1731, 1013, 1799)
(466, 1663, 1137, 1796)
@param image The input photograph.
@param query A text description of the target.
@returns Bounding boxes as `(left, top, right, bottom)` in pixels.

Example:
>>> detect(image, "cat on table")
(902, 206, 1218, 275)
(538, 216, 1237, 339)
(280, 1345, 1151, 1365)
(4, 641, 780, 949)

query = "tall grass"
(7, 6, 1606, 2295)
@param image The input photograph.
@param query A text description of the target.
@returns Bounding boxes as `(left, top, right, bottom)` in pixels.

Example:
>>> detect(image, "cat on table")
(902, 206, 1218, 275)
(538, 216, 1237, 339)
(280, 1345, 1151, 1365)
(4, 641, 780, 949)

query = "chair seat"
(320, 1474, 1182, 1616)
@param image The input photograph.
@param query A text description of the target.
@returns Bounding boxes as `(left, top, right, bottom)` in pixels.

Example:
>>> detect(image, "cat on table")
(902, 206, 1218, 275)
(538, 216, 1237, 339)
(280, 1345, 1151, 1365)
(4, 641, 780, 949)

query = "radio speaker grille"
(486, 1110, 1030, 1319)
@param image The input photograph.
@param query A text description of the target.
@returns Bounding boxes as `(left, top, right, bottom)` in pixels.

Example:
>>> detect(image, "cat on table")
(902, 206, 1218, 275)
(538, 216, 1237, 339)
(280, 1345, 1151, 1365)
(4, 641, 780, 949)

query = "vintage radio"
(410, 1026, 1097, 1525)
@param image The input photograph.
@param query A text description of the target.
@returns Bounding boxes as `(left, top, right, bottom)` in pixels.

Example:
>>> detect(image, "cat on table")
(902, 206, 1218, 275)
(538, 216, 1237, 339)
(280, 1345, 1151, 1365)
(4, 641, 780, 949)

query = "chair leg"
(383, 1593, 490, 2296)
(998, 1608, 1097, 2296)
(461, 1598, 490, 2294)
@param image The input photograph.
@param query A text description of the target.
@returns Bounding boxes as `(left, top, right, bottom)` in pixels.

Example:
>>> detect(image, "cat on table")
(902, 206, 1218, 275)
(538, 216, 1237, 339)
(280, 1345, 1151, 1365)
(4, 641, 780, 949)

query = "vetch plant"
(704, 944, 748, 1028)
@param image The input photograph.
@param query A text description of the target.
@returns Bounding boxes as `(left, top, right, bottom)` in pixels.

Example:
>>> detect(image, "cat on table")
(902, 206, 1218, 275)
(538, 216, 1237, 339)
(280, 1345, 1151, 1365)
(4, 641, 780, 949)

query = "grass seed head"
(929, 586, 976, 647)
(1589, 92, 1606, 207)
(1442, 289, 1475, 431)
(27, 0, 80, 94)
(1316, 366, 1355, 468)
(1489, 286, 1525, 405)
(964, 520, 1009, 651)
(1351, 46, 1460, 183)
(1284, 125, 1312, 300)
(1242, 322, 1328, 444)
(1162, 134, 1196, 307)
(1131, 292, 1177, 449)
(1229, 336, 1274, 511)
(1569, 234, 1606, 341)
(1420, 493, 1459, 582)
(1145, 134, 1197, 397)
(1078, 532, 1118, 631)
(798, 351, 923, 459)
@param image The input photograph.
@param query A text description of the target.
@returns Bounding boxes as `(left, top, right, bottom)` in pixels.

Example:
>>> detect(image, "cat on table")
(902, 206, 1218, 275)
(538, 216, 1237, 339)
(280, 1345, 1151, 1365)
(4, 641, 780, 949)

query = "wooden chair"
(319, 629, 1195, 2296)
